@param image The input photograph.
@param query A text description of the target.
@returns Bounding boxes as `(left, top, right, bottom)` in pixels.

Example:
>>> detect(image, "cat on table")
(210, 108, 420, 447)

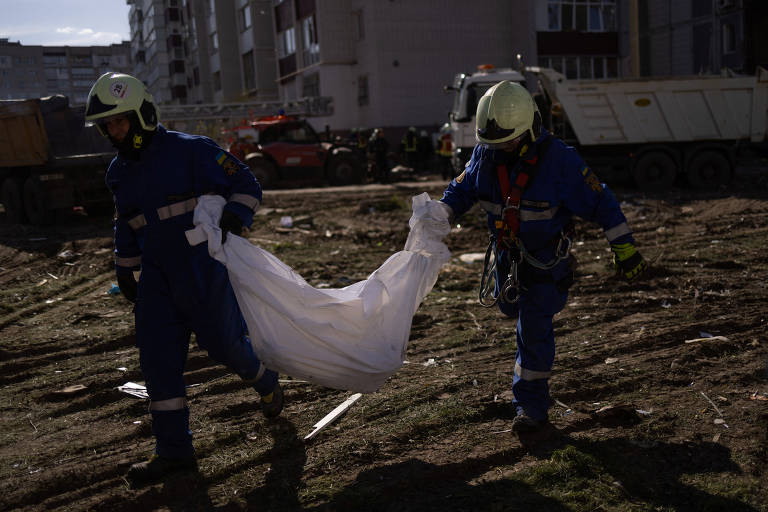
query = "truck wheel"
(632, 151, 677, 192)
(246, 158, 277, 189)
(23, 177, 55, 226)
(686, 150, 731, 189)
(328, 155, 364, 185)
(1, 178, 27, 224)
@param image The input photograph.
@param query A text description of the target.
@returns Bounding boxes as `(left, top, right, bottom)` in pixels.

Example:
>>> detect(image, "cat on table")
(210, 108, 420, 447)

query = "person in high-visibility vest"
(436, 123, 453, 180)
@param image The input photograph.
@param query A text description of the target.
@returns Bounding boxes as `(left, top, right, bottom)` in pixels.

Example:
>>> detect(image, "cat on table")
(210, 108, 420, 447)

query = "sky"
(0, 0, 131, 46)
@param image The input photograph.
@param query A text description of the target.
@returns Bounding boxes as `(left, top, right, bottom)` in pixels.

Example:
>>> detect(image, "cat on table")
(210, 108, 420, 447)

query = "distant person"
(400, 126, 418, 170)
(436, 123, 454, 180)
(370, 128, 390, 183)
(439, 81, 646, 435)
(417, 129, 434, 174)
(84, 72, 284, 486)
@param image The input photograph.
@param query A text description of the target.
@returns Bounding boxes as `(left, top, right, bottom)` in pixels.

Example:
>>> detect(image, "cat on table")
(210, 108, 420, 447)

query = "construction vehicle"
(222, 114, 365, 189)
(0, 95, 335, 224)
(446, 64, 768, 190)
(0, 95, 115, 225)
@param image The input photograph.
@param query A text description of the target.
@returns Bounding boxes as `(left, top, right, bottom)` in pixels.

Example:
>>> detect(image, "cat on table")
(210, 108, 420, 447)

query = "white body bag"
(185, 193, 452, 393)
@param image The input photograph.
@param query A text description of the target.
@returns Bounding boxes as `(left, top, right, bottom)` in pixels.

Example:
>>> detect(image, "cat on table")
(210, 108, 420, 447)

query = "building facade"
(636, 0, 766, 76)
(0, 39, 131, 104)
(272, 0, 537, 133)
(127, 0, 278, 105)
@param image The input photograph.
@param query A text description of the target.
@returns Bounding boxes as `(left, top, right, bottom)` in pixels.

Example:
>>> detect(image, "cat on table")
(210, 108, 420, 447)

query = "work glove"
(219, 209, 243, 243)
(611, 242, 647, 283)
(117, 272, 138, 303)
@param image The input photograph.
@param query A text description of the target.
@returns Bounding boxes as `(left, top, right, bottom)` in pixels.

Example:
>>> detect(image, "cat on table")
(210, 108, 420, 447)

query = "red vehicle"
(225, 115, 365, 188)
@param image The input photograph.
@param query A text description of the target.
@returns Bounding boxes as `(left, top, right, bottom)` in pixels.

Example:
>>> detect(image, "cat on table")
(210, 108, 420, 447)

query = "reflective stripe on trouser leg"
(510, 285, 562, 421)
(134, 261, 194, 458)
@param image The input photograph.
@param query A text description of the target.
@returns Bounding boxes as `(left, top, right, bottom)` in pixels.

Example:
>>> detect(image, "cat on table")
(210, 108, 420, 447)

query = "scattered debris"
(750, 391, 768, 401)
(685, 335, 730, 344)
(605, 357, 619, 364)
(304, 393, 363, 442)
(117, 382, 149, 399)
(279, 216, 293, 228)
(699, 391, 724, 417)
(108, 284, 121, 295)
(458, 252, 485, 264)
(56, 384, 87, 395)
(423, 358, 436, 367)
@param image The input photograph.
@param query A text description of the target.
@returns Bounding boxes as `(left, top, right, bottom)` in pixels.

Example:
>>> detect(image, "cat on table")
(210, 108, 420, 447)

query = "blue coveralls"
(106, 125, 277, 458)
(440, 129, 634, 421)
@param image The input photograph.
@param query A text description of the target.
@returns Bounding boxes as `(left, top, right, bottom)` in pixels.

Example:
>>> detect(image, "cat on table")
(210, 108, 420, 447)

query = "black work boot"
(125, 453, 197, 487)
(511, 412, 549, 434)
(260, 381, 284, 419)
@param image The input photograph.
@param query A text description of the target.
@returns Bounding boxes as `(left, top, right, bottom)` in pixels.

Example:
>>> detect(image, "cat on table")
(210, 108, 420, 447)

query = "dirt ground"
(0, 167, 767, 512)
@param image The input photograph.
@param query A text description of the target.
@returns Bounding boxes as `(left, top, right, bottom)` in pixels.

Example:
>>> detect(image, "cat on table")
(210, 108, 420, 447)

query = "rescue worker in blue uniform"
(440, 81, 647, 434)
(84, 72, 284, 485)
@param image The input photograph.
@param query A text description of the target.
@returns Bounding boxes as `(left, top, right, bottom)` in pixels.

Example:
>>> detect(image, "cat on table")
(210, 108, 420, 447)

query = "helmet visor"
(479, 131, 527, 151)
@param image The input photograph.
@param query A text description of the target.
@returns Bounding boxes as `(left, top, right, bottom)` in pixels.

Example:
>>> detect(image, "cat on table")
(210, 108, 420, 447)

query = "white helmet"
(439, 122, 451, 135)
(85, 72, 159, 136)
(476, 80, 540, 148)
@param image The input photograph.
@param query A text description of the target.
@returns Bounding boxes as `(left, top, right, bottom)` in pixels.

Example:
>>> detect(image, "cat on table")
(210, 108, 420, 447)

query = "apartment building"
(0, 38, 131, 104)
(636, 0, 766, 76)
(271, 0, 536, 132)
(127, 0, 277, 104)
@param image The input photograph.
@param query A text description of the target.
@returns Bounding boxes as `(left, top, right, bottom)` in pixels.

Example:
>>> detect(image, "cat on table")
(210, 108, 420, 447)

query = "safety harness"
(479, 136, 573, 307)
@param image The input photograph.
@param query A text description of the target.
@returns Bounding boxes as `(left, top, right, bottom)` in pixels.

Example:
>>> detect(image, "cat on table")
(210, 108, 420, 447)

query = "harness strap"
(494, 136, 552, 247)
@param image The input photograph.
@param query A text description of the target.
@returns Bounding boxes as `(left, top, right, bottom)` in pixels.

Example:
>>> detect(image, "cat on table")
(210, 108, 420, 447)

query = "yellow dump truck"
(0, 95, 115, 224)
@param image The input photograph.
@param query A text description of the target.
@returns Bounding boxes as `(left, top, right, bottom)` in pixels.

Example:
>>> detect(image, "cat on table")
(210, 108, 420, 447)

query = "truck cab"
(446, 65, 526, 171)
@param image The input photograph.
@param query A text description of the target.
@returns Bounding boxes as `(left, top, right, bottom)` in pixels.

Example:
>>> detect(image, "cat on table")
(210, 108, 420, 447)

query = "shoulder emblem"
(581, 166, 603, 193)
(216, 151, 239, 176)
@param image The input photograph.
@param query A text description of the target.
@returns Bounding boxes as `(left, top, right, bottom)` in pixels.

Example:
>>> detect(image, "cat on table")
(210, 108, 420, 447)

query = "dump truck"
(447, 65, 768, 190)
(0, 95, 115, 224)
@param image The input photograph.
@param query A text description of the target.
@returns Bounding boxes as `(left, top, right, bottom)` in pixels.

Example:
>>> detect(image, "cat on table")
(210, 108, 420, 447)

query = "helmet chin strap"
(109, 115, 155, 160)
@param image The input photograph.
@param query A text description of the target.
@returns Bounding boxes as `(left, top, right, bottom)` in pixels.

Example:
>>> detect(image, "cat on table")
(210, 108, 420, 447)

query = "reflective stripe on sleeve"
(520, 205, 559, 221)
(479, 200, 501, 215)
(149, 397, 188, 411)
(115, 255, 142, 267)
(157, 198, 198, 220)
(127, 214, 147, 230)
(604, 222, 632, 242)
(229, 193, 261, 212)
(514, 362, 551, 381)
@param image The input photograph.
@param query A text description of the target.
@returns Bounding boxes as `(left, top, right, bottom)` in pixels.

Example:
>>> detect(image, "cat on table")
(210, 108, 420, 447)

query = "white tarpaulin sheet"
(185, 193, 452, 393)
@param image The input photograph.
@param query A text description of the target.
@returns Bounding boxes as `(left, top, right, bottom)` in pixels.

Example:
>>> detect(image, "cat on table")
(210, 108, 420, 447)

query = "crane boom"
(160, 96, 334, 121)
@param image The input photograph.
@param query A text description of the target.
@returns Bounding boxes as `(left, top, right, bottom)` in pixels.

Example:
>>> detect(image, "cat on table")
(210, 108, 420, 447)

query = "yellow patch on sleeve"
(584, 169, 603, 193)
(455, 170, 466, 183)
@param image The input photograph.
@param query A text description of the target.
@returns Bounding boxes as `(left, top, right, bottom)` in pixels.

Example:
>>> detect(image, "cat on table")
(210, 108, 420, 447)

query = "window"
(357, 75, 368, 106)
(539, 55, 617, 79)
(277, 27, 296, 58)
(239, 4, 252, 32)
(71, 67, 93, 76)
(242, 50, 255, 90)
(210, 32, 219, 54)
(301, 15, 320, 66)
(353, 10, 365, 41)
(213, 70, 221, 91)
(722, 23, 736, 54)
(302, 72, 319, 97)
(547, 0, 616, 32)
